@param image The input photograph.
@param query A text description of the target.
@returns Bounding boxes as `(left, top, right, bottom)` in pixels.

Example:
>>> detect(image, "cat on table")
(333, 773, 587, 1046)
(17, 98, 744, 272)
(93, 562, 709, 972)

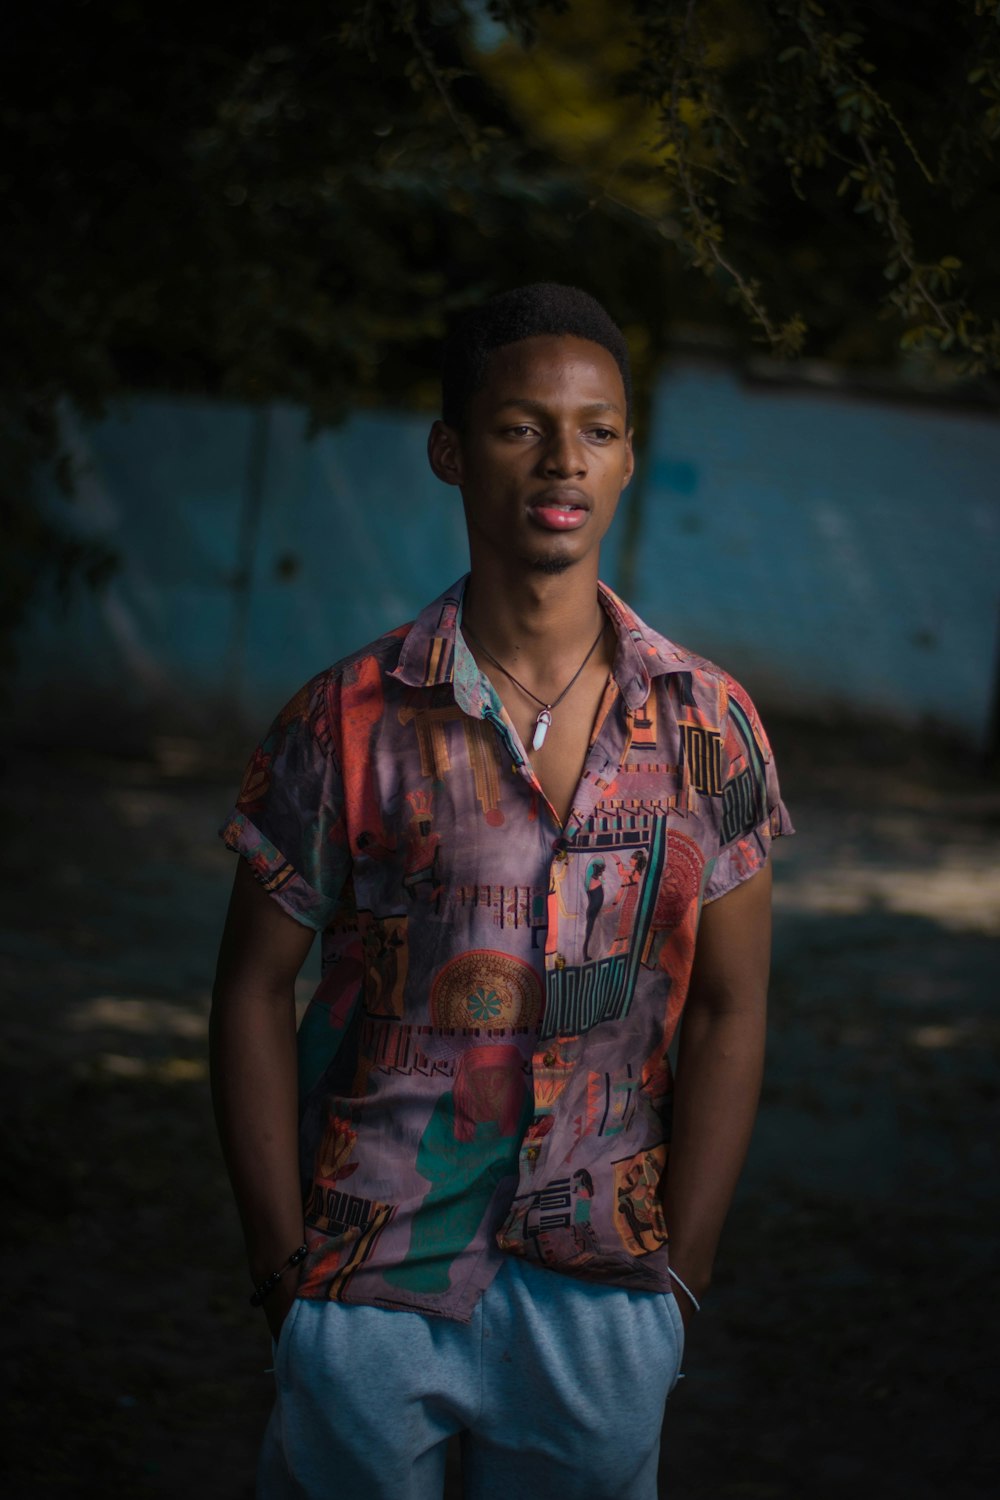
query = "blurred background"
(2, 3, 998, 1497)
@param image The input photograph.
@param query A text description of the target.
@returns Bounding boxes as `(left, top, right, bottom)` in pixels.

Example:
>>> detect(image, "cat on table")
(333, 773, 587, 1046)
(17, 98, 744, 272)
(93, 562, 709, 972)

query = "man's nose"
(541, 430, 587, 476)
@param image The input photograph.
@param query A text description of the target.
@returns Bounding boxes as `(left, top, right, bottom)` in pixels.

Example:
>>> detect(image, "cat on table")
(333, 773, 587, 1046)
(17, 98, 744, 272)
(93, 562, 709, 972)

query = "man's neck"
(460, 557, 607, 683)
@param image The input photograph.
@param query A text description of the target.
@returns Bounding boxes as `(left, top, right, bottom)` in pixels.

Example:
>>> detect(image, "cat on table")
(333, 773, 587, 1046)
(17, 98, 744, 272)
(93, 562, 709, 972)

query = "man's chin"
(527, 551, 575, 576)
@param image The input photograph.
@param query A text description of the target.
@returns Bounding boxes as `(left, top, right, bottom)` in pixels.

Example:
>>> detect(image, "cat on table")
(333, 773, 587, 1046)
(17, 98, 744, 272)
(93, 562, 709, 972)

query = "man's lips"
(528, 491, 590, 532)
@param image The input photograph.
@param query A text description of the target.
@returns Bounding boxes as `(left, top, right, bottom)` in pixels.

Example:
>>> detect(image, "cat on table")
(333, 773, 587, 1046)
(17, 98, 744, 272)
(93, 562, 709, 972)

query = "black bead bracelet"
(249, 1243, 308, 1306)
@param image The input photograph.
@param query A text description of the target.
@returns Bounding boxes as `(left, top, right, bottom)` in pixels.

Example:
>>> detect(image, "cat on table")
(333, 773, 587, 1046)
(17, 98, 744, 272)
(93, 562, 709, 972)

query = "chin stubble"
(529, 553, 574, 576)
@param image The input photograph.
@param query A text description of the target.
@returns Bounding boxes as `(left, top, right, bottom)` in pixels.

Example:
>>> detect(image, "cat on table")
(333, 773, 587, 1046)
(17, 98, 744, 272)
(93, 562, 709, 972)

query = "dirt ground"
(1, 716, 998, 1499)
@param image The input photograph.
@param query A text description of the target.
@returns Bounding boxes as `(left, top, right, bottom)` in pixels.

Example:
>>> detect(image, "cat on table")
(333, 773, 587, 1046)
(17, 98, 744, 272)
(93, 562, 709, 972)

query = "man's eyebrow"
(494, 398, 624, 417)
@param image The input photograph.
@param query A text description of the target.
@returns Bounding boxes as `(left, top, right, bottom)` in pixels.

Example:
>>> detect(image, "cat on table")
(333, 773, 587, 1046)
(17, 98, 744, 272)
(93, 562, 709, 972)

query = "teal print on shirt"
(384, 1046, 531, 1295)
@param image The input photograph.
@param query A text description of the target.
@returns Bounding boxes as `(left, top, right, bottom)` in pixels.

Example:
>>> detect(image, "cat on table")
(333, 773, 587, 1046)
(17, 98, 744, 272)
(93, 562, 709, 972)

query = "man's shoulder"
(606, 586, 743, 695)
(606, 587, 769, 747)
(322, 621, 414, 685)
(309, 576, 466, 698)
(658, 639, 766, 731)
(253, 622, 414, 746)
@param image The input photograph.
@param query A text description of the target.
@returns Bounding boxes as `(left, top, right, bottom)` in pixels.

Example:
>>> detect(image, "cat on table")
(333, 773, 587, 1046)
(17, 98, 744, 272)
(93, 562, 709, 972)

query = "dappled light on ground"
(69, 995, 211, 1037)
(773, 851, 1000, 934)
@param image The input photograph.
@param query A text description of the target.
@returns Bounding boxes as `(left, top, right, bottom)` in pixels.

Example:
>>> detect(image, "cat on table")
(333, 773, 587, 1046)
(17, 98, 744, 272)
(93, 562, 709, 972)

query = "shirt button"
(542, 1051, 556, 1067)
(525, 1144, 540, 1162)
(554, 848, 568, 863)
(553, 953, 566, 970)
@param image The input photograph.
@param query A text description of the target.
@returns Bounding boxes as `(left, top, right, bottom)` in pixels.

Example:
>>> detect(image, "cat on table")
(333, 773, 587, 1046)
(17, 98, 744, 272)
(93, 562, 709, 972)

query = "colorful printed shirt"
(221, 576, 792, 1322)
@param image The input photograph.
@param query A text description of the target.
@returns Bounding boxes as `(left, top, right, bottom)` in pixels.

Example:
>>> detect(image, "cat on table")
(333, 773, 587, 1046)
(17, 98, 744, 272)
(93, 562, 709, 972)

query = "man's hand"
(262, 1273, 300, 1345)
(668, 1275, 699, 1331)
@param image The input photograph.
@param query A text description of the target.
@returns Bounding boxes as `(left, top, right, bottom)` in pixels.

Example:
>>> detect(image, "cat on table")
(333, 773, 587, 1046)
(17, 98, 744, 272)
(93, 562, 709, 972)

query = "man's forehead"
(473, 333, 627, 409)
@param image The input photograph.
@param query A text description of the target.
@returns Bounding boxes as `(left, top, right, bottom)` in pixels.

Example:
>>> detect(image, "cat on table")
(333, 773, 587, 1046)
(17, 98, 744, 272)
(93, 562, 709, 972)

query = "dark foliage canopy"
(3, 0, 998, 663)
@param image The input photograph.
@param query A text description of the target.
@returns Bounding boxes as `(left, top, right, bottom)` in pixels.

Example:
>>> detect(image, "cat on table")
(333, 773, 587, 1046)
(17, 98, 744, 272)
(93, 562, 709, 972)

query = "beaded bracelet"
(249, 1244, 308, 1307)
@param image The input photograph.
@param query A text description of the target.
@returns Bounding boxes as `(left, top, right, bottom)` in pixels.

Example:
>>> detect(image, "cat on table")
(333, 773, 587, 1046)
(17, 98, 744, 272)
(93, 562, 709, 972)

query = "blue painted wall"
(632, 363, 1000, 744)
(15, 362, 999, 747)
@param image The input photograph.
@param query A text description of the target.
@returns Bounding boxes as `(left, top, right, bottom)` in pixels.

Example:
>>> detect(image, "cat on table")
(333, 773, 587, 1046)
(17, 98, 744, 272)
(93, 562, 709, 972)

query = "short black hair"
(441, 283, 633, 429)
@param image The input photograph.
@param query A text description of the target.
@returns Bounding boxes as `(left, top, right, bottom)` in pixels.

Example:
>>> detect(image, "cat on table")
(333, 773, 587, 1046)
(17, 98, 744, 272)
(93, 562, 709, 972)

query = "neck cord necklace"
(462, 617, 607, 751)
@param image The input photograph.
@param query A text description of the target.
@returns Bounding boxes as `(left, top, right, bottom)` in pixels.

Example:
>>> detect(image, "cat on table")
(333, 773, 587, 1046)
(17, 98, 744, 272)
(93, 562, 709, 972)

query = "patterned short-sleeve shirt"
(221, 576, 792, 1322)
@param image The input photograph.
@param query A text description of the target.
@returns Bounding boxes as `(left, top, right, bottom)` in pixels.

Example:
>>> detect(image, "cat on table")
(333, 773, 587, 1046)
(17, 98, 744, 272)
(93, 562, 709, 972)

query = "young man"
(211, 284, 791, 1500)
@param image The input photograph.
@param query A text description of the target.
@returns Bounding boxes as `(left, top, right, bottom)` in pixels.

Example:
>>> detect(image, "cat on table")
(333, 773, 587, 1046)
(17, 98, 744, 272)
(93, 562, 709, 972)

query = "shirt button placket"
(547, 836, 572, 968)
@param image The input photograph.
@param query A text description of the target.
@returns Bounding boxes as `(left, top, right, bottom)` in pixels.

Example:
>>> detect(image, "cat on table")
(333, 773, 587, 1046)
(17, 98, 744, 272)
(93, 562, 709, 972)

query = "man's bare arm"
(210, 858, 315, 1337)
(663, 861, 773, 1323)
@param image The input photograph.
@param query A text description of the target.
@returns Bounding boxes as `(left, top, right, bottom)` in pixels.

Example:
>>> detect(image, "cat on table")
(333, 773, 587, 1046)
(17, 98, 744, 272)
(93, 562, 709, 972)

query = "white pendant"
(532, 709, 552, 751)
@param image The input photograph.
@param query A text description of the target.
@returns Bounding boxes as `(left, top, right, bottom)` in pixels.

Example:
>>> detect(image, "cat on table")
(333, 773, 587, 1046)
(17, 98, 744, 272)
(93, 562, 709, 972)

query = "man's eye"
(590, 427, 616, 441)
(507, 425, 537, 437)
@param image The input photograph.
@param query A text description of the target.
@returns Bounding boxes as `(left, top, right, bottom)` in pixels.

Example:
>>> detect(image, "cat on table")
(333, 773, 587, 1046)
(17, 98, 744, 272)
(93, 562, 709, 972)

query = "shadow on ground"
(1, 717, 997, 1497)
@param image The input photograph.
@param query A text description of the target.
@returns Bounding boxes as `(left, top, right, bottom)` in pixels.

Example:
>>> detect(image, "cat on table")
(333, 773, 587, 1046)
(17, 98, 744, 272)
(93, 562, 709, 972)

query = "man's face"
(430, 334, 634, 576)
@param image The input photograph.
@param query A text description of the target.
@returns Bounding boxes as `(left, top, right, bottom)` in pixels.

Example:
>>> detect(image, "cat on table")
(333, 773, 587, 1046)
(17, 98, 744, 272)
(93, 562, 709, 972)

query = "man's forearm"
(661, 864, 773, 1305)
(210, 862, 316, 1332)
(663, 994, 767, 1301)
(209, 988, 305, 1284)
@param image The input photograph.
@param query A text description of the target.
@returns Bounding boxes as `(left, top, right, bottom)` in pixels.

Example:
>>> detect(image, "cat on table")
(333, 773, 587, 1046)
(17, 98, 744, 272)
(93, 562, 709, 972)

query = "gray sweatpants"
(258, 1256, 685, 1499)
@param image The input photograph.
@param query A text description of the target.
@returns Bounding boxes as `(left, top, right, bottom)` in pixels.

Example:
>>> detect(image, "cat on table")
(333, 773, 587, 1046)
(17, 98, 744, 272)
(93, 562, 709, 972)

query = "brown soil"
(1, 719, 997, 1498)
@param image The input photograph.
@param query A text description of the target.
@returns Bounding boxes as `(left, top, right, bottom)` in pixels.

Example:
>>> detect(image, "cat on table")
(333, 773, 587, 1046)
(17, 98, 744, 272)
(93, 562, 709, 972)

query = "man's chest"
(327, 686, 717, 1024)
(467, 649, 619, 832)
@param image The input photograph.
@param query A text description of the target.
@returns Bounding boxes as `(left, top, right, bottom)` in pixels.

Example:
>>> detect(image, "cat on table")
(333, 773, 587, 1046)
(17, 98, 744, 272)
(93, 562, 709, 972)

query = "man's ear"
(427, 420, 464, 487)
(621, 429, 636, 491)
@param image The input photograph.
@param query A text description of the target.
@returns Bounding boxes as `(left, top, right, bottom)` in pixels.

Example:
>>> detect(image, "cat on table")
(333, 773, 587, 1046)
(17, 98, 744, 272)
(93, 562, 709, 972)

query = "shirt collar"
(390, 574, 696, 711)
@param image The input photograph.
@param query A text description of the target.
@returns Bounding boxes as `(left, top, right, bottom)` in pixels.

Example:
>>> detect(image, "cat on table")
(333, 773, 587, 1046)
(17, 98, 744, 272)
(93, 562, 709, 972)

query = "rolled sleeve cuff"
(219, 810, 335, 932)
(703, 799, 795, 904)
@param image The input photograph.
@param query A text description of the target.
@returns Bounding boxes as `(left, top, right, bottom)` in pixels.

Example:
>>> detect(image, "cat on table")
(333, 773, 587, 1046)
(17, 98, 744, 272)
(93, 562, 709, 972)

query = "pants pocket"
(272, 1296, 305, 1384)
(663, 1291, 685, 1393)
